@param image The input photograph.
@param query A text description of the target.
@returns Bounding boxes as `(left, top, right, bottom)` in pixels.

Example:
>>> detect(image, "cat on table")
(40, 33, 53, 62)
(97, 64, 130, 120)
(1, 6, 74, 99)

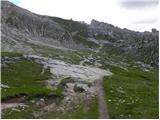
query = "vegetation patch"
(2, 98, 99, 119)
(73, 35, 98, 48)
(1, 52, 23, 57)
(102, 65, 159, 119)
(42, 98, 99, 119)
(2, 102, 42, 119)
(1, 54, 52, 99)
(37, 46, 90, 64)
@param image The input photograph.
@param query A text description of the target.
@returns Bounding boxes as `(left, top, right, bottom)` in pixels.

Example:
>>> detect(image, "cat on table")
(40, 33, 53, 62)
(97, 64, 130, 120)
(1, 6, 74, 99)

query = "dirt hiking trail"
(96, 80, 109, 119)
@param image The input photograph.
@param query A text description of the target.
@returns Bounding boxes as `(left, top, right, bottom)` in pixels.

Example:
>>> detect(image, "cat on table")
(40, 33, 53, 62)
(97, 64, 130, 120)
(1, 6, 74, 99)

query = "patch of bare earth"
(96, 80, 109, 119)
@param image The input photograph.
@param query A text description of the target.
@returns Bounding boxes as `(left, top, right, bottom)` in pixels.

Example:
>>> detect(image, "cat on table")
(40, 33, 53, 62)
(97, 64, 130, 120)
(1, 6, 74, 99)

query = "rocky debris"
(135, 61, 152, 68)
(94, 61, 102, 67)
(1, 56, 21, 67)
(134, 61, 153, 71)
(0, 84, 10, 89)
(43, 103, 56, 112)
(39, 85, 95, 113)
(11, 108, 21, 112)
(1, 103, 28, 110)
(79, 41, 104, 66)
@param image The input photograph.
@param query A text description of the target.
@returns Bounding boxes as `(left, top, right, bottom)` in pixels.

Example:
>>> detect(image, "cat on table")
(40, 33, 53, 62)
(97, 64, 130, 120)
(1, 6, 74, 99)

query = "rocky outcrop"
(1, 1, 78, 52)
(88, 19, 159, 67)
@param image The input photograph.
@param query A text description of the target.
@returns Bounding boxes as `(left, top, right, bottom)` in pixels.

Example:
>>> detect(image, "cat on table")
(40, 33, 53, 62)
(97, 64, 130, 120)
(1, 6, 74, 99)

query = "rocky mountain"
(1, 1, 159, 119)
(1, 1, 159, 67)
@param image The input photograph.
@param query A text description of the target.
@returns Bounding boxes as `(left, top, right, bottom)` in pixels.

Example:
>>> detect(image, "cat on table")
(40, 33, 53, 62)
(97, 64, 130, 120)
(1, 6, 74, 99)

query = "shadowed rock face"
(1, 1, 76, 53)
(1, 2, 64, 38)
(1, 1, 159, 67)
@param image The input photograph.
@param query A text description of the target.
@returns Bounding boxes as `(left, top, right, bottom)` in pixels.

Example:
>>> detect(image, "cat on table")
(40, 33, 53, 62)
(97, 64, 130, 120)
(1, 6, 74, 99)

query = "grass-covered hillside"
(1, 52, 52, 100)
(102, 65, 159, 119)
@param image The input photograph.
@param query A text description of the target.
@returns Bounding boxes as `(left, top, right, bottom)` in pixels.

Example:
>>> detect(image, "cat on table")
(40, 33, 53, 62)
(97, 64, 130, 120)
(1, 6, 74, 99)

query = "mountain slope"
(1, 1, 159, 67)
(1, 1, 159, 119)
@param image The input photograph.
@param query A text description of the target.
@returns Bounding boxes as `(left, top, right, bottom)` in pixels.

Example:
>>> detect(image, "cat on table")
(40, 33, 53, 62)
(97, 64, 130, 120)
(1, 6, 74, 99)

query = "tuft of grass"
(102, 65, 159, 119)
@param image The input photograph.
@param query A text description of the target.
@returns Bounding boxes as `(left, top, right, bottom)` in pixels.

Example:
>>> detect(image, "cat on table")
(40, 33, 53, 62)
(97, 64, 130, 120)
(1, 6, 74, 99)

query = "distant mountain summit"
(1, 1, 159, 67)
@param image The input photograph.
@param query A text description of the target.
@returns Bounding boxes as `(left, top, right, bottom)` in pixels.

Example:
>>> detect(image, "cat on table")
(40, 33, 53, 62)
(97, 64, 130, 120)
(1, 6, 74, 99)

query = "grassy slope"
(2, 105, 37, 119)
(27, 42, 91, 65)
(73, 35, 98, 48)
(1, 52, 23, 57)
(2, 52, 158, 119)
(1, 54, 52, 99)
(102, 65, 159, 119)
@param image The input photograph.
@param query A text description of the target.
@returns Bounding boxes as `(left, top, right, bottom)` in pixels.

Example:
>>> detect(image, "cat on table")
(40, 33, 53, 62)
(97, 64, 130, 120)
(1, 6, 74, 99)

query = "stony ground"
(1, 54, 113, 118)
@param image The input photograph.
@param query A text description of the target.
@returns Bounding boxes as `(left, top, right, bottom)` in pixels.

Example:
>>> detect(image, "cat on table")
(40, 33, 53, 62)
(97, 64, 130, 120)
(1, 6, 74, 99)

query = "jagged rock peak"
(90, 19, 113, 27)
(152, 28, 159, 33)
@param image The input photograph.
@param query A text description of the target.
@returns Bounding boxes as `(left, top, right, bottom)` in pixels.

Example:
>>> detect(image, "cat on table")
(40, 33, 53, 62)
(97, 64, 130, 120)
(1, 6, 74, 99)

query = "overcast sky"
(9, 0, 158, 32)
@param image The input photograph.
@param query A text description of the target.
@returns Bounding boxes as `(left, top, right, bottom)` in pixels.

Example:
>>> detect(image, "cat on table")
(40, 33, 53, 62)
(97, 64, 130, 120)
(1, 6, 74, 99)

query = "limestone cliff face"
(1, 1, 159, 67)
(1, 1, 77, 53)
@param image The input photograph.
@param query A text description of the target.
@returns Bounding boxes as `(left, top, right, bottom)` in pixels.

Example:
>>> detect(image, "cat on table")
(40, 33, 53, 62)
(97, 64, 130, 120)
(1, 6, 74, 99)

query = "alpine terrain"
(1, 1, 159, 119)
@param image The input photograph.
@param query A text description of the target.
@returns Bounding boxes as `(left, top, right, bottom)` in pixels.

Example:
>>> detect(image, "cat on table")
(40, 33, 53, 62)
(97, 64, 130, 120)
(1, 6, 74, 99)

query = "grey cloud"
(117, 0, 159, 9)
(132, 18, 158, 24)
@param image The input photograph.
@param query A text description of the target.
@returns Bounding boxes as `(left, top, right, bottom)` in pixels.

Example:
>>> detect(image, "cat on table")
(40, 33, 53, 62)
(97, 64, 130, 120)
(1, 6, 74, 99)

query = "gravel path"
(96, 80, 109, 119)
(79, 42, 110, 118)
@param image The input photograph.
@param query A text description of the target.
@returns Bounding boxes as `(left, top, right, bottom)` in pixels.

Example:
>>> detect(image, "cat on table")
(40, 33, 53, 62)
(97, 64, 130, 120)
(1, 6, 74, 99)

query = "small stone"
(12, 108, 21, 112)
(40, 98, 45, 102)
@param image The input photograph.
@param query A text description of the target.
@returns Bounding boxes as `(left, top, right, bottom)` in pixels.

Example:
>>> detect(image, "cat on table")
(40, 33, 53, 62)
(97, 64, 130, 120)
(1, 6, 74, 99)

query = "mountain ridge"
(1, 1, 159, 119)
(1, 1, 159, 67)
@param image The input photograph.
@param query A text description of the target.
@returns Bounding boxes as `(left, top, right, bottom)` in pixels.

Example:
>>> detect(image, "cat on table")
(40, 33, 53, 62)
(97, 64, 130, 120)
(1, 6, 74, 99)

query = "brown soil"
(95, 80, 109, 119)
(1, 95, 26, 103)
